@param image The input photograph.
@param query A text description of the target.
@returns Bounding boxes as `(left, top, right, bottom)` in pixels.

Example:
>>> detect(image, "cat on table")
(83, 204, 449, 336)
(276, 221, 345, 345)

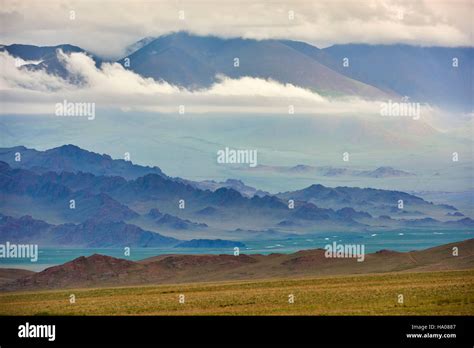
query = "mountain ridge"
(4, 33, 472, 110)
(2, 238, 472, 292)
(0, 144, 472, 246)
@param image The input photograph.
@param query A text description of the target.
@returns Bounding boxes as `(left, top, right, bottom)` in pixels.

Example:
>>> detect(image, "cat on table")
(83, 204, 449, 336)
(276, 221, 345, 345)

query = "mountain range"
(239, 164, 416, 178)
(0, 43, 102, 81)
(0, 145, 164, 179)
(118, 32, 390, 99)
(0, 144, 472, 247)
(2, 32, 472, 109)
(0, 214, 178, 247)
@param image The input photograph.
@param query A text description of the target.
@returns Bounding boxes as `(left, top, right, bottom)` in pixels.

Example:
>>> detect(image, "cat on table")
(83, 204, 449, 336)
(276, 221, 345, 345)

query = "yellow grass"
(0, 270, 473, 315)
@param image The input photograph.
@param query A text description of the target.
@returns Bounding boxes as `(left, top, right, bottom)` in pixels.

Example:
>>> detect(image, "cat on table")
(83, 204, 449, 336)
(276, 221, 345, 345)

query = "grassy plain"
(0, 269, 472, 316)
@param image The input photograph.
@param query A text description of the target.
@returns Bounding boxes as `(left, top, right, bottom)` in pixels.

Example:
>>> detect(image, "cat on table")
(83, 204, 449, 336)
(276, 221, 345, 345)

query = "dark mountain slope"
(120, 32, 391, 98)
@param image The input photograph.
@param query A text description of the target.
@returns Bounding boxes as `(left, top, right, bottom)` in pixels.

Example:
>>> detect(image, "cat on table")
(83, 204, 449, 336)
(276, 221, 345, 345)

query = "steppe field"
(1, 270, 472, 316)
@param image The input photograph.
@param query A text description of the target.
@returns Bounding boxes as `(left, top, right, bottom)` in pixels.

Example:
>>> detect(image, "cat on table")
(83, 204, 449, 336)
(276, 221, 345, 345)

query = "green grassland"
(0, 270, 473, 316)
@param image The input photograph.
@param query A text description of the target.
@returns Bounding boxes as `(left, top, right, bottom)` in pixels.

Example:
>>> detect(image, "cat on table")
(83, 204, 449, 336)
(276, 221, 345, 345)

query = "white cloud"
(0, 53, 70, 91)
(0, 0, 472, 58)
(0, 50, 385, 116)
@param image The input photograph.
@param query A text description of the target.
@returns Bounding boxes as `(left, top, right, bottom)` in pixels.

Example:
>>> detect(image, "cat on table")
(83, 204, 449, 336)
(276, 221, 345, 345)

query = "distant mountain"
(0, 156, 363, 231)
(276, 183, 455, 218)
(336, 207, 372, 220)
(147, 208, 207, 230)
(119, 32, 391, 98)
(356, 166, 415, 178)
(194, 206, 219, 216)
(443, 217, 474, 228)
(123, 37, 156, 56)
(241, 164, 415, 178)
(185, 178, 270, 197)
(1, 145, 469, 235)
(0, 214, 179, 247)
(118, 33, 472, 109)
(4, 35, 472, 110)
(146, 208, 163, 219)
(447, 212, 465, 217)
(319, 44, 473, 111)
(0, 161, 138, 223)
(0, 43, 101, 80)
(0, 145, 165, 179)
(1, 43, 85, 62)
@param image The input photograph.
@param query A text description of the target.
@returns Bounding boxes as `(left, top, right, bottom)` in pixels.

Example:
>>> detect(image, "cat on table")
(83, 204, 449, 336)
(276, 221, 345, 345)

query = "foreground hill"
(0, 268, 34, 286)
(2, 239, 472, 292)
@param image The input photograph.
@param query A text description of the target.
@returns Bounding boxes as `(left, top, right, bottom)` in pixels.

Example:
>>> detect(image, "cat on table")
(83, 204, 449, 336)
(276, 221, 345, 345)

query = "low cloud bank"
(0, 50, 386, 115)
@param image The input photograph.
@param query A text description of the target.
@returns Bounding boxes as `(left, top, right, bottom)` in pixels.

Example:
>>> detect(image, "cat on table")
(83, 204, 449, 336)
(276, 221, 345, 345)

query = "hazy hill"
(320, 44, 473, 111)
(0, 145, 470, 235)
(0, 145, 165, 179)
(276, 184, 458, 218)
(0, 161, 139, 223)
(0, 214, 179, 247)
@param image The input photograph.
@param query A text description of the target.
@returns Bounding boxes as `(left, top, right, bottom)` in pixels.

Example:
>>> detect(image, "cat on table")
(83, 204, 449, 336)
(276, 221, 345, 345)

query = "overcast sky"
(1, 0, 472, 58)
